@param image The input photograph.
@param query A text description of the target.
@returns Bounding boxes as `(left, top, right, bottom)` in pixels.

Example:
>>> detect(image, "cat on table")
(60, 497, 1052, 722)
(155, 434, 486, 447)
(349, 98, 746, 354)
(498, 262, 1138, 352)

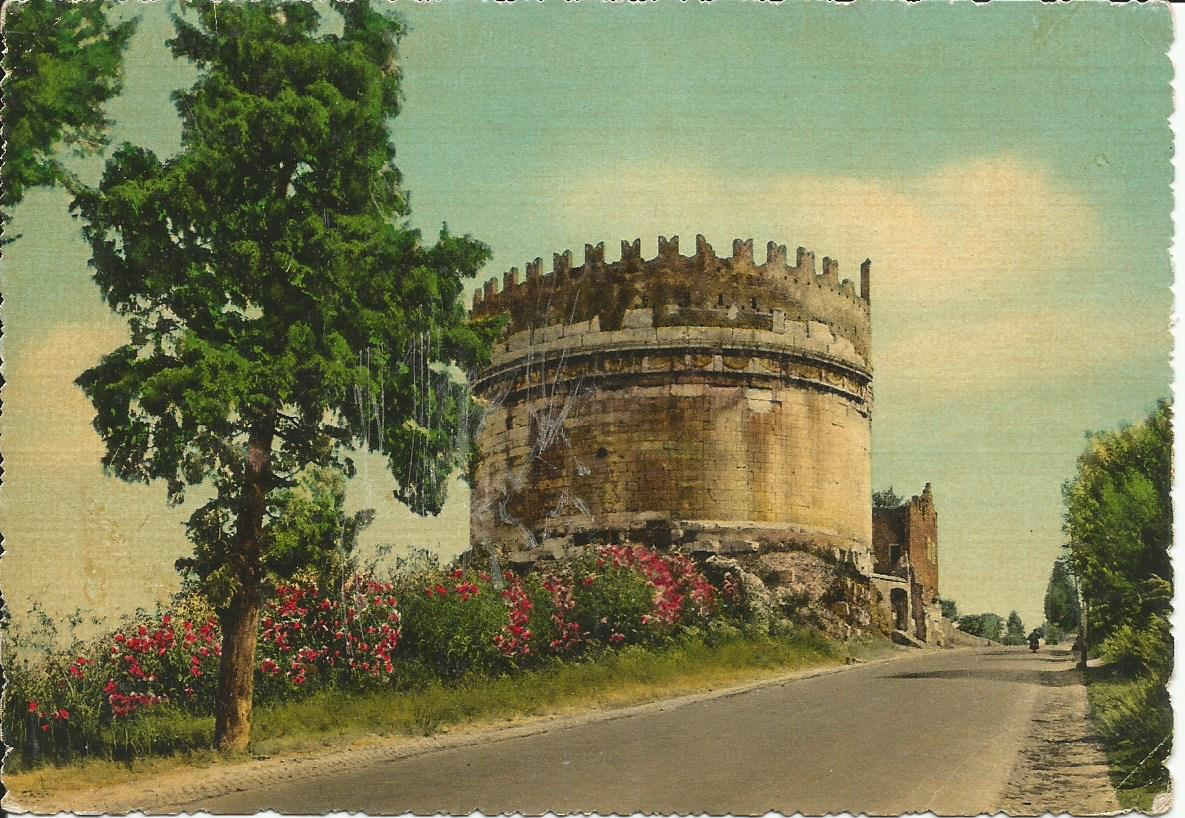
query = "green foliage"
(1043, 556, 1081, 634)
(566, 552, 662, 644)
(1000, 610, 1026, 645)
(1088, 669, 1172, 794)
(394, 569, 510, 680)
(1100, 616, 1172, 680)
(1, 0, 137, 222)
(1062, 400, 1171, 671)
(938, 597, 958, 620)
(1065, 402, 1172, 800)
(69, 0, 498, 745)
(73, 0, 495, 546)
(179, 465, 373, 605)
(957, 612, 1003, 641)
(871, 486, 904, 508)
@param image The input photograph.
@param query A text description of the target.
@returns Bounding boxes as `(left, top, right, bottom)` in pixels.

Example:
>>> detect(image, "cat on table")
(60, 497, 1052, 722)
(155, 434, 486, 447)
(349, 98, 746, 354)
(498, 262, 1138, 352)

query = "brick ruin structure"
(871, 484, 946, 644)
(466, 234, 937, 641)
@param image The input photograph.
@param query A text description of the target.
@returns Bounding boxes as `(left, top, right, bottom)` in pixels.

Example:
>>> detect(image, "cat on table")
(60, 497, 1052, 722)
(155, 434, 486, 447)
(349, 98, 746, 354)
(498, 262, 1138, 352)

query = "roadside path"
(999, 650, 1123, 815)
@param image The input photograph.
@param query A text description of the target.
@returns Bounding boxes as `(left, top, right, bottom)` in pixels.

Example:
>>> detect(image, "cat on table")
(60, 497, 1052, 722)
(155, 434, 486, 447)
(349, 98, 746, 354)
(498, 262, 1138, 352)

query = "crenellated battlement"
(471, 234, 872, 363)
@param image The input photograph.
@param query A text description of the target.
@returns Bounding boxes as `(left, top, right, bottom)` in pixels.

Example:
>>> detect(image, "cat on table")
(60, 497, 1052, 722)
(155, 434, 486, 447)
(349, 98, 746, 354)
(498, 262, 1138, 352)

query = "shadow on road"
(882, 660, 1082, 688)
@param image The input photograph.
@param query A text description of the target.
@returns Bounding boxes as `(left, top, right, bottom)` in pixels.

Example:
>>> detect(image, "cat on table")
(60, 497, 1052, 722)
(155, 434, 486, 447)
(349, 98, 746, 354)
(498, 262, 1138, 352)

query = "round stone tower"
(468, 234, 873, 571)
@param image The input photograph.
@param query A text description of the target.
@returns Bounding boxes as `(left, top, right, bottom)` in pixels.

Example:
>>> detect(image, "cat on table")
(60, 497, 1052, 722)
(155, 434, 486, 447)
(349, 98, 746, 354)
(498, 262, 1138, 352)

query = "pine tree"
(72, 1, 500, 751)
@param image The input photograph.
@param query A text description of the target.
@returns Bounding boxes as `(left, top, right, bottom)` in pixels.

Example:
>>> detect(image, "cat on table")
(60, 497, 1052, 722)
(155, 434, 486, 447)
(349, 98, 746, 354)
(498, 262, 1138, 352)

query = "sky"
(0, 0, 1174, 639)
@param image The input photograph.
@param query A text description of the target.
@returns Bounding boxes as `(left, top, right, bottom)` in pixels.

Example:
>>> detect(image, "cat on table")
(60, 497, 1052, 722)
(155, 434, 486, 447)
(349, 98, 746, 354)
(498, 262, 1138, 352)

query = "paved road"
(173, 647, 1079, 815)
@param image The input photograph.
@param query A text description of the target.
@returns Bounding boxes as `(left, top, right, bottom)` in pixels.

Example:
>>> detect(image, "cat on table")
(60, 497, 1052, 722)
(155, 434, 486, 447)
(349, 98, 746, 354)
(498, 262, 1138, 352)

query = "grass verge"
(5, 629, 893, 804)
(1084, 665, 1172, 812)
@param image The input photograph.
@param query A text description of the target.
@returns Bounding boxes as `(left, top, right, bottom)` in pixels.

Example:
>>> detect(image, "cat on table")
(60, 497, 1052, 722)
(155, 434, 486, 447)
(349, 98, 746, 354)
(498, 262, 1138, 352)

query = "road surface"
(169, 646, 1078, 815)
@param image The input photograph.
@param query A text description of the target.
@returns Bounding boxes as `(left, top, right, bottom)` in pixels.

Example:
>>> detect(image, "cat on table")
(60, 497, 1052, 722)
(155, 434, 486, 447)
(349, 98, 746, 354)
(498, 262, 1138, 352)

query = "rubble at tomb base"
(465, 534, 892, 643)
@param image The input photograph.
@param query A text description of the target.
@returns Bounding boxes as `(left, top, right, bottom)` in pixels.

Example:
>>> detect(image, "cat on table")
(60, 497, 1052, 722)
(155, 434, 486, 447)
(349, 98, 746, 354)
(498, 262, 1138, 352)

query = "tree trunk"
(214, 589, 262, 752)
(213, 426, 272, 752)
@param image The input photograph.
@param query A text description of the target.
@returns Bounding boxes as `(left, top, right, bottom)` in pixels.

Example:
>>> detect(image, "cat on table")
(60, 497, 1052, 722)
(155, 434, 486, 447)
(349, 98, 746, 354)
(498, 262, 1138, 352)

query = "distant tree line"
(956, 609, 1027, 645)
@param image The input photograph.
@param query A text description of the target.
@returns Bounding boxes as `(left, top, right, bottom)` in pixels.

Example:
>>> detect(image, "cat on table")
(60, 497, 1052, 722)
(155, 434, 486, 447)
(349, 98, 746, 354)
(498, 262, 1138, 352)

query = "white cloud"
(529, 153, 1159, 393)
(544, 153, 1100, 306)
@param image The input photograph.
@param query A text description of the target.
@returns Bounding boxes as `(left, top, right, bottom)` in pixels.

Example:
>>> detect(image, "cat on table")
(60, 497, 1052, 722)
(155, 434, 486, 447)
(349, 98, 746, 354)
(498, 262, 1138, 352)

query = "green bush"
(1100, 616, 1172, 679)
(1089, 673, 1172, 792)
(567, 553, 659, 645)
(395, 568, 511, 679)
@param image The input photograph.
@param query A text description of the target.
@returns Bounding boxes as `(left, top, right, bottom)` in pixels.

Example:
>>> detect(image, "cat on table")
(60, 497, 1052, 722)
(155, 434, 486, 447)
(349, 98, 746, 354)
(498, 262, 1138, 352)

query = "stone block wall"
(468, 235, 873, 569)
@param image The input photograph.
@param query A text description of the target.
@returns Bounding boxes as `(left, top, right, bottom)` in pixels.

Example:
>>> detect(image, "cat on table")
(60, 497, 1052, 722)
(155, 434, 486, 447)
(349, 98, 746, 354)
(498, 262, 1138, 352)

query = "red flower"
(40, 723, 50, 733)
(56, 708, 70, 721)
(27, 700, 38, 714)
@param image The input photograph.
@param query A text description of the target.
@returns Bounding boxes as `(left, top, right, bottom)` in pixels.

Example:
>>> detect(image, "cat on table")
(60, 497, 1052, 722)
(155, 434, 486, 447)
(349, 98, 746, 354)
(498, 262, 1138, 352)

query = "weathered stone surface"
(891, 629, 925, 648)
(468, 235, 908, 640)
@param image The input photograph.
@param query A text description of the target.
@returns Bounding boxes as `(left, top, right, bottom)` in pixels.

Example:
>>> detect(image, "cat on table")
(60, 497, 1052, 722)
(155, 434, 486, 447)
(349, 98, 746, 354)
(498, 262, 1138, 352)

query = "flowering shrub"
(2, 597, 224, 767)
(601, 545, 718, 626)
(493, 577, 537, 660)
(3, 546, 725, 769)
(255, 574, 402, 696)
(501, 545, 723, 657)
(395, 567, 510, 679)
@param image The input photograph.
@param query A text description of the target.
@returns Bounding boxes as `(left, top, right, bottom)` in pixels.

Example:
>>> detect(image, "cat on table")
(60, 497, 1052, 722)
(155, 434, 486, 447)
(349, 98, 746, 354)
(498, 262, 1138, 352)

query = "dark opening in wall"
(596, 447, 609, 459)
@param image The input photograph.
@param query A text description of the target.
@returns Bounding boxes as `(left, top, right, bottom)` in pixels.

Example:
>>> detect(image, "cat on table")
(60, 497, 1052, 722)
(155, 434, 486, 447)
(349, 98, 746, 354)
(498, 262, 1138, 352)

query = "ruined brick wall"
(871, 507, 907, 574)
(469, 235, 873, 567)
(905, 483, 939, 603)
(872, 482, 939, 631)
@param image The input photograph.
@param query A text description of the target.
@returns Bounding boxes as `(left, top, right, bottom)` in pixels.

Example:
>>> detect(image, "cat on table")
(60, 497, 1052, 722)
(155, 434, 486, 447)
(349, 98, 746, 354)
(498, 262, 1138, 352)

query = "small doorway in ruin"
(890, 588, 909, 632)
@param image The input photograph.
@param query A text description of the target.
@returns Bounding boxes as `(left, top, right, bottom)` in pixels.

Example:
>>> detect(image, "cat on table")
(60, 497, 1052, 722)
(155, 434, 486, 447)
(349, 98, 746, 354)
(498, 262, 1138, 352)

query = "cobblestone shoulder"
(998, 666, 1123, 816)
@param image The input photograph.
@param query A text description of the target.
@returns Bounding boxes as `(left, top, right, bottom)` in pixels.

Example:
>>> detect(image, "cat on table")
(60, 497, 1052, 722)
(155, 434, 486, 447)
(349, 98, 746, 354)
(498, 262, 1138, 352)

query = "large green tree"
(1062, 399, 1172, 667)
(73, 1, 499, 751)
(1, 0, 137, 221)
